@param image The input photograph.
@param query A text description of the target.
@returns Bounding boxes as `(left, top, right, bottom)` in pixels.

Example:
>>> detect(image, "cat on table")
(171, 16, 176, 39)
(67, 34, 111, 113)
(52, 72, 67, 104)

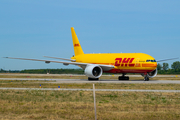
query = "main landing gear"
(88, 77, 99, 81)
(118, 73, 129, 80)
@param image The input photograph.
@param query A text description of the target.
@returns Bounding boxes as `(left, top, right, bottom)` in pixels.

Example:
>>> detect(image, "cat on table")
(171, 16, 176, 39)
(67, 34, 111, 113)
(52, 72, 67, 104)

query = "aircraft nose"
(155, 62, 157, 67)
(152, 63, 157, 67)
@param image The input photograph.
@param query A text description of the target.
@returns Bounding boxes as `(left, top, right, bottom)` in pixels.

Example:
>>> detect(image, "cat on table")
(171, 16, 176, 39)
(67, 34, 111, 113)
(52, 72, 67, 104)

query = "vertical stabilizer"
(71, 27, 84, 56)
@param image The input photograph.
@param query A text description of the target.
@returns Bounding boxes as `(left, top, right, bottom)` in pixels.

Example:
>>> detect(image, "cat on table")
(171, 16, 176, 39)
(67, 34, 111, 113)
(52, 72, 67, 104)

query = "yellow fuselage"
(71, 53, 157, 73)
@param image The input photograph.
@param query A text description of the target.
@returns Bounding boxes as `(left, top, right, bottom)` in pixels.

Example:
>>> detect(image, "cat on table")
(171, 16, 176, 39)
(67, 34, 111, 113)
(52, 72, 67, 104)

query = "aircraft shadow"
(80, 79, 158, 82)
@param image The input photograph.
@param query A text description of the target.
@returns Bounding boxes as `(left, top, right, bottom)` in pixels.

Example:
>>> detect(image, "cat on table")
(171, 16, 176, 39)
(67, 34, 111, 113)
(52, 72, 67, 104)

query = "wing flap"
(44, 56, 76, 62)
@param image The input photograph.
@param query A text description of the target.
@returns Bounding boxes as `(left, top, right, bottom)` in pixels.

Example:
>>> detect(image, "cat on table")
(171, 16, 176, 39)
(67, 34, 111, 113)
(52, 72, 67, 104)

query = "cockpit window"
(146, 60, 156, 62)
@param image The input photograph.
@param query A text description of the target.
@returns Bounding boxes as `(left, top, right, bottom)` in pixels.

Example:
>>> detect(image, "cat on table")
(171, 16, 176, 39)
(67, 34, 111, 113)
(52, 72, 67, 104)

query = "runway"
(1, 78, 180, 84)
(0, 87, 180, 92)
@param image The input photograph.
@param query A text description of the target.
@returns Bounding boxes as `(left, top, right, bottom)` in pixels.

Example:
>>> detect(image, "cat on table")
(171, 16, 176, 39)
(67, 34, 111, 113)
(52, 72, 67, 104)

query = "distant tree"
(163, 63, 169, 70)
(157, 63, 162, 70)
(20, 69, 84, 74)
(171, 61, 180, 71)
(0, 68, 6, 73)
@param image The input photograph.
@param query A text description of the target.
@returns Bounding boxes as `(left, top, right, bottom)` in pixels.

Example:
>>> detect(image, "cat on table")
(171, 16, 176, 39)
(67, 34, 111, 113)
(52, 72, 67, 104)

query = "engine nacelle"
(147, 69, 157, 78)
(141, 69, 157, 78)
(84, 65, 103, 78)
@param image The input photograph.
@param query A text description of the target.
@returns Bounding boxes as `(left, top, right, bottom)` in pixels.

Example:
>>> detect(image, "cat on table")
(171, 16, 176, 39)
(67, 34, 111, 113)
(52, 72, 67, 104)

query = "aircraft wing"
(156, 57, 179, 62)
(4, 57, 114, 71)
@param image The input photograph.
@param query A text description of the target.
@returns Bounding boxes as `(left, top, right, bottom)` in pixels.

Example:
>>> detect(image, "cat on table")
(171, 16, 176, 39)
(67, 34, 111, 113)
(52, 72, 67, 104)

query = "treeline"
(1, 61, 180, 74)
(158, 69, 180, 74)
(0, 68, 84, 74)
(157, 61, 180, 74)
(20, 69, 84, 74)
(0, 69, 20, 73)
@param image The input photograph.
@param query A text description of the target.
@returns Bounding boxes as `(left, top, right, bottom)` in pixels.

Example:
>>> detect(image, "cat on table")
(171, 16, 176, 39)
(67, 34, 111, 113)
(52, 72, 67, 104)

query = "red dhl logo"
(74, 44, 80, 47)
(115, 58, 135, 67)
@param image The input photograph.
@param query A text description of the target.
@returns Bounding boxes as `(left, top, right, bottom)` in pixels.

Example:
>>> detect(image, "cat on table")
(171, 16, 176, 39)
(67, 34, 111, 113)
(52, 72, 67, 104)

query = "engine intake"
(84, 65, 102, 78)
(147, 69, 157, 78)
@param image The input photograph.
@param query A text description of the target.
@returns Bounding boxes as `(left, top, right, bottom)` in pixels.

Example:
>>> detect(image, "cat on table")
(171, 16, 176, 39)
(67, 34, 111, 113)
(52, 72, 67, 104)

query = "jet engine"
(141, 69, 157, 78)
(147, 69, 157, 78)
(84, 65, 103, 78)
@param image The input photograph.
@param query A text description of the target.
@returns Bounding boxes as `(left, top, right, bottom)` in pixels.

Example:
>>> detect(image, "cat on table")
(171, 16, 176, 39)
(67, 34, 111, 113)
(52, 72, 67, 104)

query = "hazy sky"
(1, 0, 180, 70)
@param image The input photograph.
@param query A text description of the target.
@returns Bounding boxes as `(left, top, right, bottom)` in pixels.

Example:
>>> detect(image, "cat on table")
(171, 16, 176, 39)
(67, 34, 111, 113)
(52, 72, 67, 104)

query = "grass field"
(1, 74, 180, 119)
(1, 90, 180, 120)
(1, 80, 180, 90)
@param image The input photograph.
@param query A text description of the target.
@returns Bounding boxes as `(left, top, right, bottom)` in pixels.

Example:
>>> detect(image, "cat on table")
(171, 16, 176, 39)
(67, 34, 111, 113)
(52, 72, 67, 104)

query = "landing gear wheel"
(144, 76, 149, 81)
(88, 77, 99, 81)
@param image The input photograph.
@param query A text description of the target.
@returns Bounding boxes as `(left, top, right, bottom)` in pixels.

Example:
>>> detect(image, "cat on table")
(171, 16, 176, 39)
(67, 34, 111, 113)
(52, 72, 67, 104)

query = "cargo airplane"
(4, 27, 178, 81)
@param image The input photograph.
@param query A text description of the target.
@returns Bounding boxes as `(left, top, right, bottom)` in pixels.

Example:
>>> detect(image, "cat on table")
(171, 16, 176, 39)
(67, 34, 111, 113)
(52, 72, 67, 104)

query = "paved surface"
(1, 77, 180, 92)
(1, 78, 180, 84)
(0, 87, 180, 92)
(0, 74, 179, 77)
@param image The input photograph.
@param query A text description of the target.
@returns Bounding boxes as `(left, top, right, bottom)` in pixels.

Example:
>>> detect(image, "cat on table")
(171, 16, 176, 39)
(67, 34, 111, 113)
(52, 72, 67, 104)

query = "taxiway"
(0, 78, 180, 84)
(0, 87, 180, 92)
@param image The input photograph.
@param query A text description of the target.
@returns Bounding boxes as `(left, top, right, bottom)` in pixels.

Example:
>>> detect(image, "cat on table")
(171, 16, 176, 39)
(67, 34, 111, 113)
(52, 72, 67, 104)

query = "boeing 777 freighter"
(5, 27, 178, 81)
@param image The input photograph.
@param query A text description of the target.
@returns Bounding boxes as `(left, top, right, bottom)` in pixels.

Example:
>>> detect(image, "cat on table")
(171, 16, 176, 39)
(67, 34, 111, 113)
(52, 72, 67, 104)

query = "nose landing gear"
(144, 74, 149, 81)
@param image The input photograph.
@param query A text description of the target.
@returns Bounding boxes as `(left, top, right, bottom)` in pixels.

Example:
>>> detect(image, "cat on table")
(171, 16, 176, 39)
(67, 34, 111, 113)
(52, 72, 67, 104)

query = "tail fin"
(71, 27, 84, 56)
